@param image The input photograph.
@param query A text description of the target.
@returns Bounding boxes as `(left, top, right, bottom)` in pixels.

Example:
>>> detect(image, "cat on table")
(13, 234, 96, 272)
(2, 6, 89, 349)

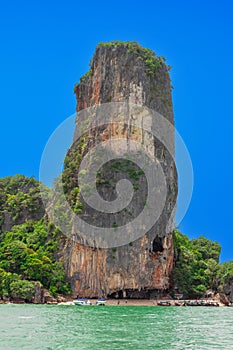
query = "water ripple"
(0, 305, 233, 349)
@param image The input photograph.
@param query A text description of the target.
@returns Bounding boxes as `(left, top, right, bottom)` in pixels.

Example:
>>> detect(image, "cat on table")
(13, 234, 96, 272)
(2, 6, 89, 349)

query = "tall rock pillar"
(63, 42, 177, 298)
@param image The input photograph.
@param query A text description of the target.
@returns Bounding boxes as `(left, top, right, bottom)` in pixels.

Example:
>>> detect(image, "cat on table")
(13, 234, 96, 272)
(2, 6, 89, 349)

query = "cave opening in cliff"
(108, 290, 124, 299)
(152, 237, 164, 253)
(118, 290, 124, 299)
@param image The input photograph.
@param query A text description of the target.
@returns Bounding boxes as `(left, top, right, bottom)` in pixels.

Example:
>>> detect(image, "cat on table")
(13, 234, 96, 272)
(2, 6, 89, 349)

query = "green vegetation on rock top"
(74, 41, 168, 92)
(99, 41, 167, 76)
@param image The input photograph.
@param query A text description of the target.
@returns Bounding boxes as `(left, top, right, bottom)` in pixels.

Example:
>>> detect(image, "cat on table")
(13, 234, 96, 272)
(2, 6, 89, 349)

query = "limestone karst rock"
(62, 42, 178, 298)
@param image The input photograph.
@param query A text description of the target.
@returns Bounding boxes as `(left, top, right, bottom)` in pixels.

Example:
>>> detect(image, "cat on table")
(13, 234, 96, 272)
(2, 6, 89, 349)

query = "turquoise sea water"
(0, 305, 233, 350)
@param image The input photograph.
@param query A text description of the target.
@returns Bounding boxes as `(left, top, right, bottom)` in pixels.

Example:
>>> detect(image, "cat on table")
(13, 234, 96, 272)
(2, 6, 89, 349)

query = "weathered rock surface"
(33, 282, 44, 304)
(63, 42, 177, 298)
(223, 281, 233, 303)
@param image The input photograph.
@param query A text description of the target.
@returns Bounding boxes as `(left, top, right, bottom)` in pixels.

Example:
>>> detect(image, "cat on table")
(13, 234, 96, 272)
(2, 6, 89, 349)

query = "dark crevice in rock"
(152, 237, 164, 253)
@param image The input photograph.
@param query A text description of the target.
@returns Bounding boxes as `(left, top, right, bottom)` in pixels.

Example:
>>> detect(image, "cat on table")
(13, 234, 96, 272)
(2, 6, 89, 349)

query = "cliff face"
(224, 284, 233, 303)
(75, 43, 173, 121)
(63, 42, 177, 298)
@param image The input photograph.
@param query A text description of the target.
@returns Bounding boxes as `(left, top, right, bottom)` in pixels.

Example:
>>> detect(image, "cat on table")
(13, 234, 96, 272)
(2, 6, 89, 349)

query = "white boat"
(96, 298, 106, 306)
(73, 298, 92, 306)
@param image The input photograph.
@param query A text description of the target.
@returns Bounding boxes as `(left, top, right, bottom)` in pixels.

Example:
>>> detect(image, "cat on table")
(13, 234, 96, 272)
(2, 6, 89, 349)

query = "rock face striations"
(63, 42, 177, 298)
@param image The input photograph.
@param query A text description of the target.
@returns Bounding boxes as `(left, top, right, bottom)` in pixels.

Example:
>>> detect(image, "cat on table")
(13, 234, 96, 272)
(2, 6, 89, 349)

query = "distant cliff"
(62, 41, 178, 298)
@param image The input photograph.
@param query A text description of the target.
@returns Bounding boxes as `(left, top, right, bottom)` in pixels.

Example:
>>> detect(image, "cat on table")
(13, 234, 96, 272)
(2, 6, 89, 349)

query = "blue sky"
(0, 0, 232, 261)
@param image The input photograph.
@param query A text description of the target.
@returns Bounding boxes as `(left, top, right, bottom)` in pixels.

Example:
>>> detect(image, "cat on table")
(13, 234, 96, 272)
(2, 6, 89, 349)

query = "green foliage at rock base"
(0, 219, 71, 299)
(172, 230, 221, 298)
(10, 279, 35, 301)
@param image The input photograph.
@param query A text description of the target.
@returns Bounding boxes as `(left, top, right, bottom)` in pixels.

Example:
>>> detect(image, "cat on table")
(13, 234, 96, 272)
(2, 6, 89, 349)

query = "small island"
(0, 42, 232, 307)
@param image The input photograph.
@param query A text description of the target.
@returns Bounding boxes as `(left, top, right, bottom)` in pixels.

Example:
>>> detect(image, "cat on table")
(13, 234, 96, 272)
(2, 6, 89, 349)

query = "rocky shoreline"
(0, 296, 231, 307)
